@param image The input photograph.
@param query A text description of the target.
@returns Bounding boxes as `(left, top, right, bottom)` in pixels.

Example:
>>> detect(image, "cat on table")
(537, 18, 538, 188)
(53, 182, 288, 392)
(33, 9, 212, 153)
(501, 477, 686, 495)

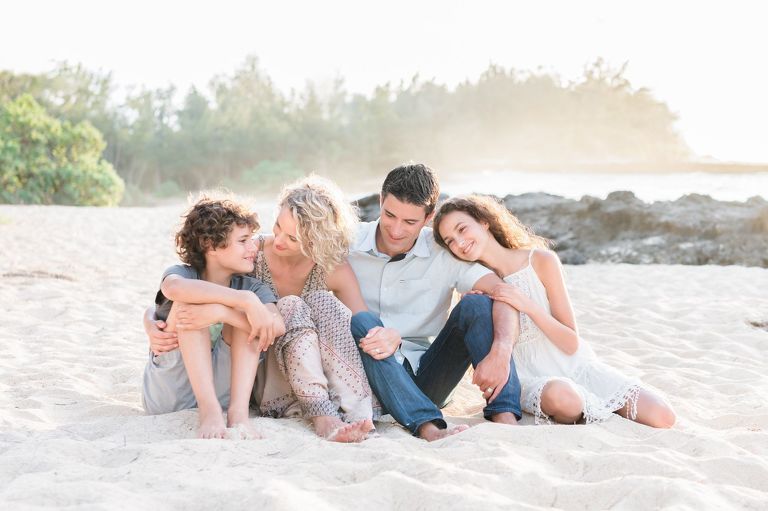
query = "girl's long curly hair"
(433, 194, 550, 252)
(278, 175, 358, 273)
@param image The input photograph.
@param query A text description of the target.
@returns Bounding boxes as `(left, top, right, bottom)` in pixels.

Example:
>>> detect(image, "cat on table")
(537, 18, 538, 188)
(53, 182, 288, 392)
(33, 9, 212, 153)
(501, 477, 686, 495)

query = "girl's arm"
(325, 261, 368, 314)
(492, 250, 580, 355)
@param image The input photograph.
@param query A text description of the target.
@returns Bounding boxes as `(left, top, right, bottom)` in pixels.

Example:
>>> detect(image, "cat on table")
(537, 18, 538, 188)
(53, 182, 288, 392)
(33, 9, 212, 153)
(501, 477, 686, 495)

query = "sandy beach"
(1, 203, 767, 510)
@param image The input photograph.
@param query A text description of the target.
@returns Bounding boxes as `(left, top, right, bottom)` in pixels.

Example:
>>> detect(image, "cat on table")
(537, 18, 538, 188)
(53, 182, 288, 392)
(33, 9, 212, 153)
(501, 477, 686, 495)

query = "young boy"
(141, 196, 284, 439)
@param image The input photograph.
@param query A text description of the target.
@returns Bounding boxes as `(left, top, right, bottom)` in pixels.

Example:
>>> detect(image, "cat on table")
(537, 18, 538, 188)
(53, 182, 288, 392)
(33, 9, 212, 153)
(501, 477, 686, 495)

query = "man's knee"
(454, 293, 492, 321)
(350, 311, 383, 340)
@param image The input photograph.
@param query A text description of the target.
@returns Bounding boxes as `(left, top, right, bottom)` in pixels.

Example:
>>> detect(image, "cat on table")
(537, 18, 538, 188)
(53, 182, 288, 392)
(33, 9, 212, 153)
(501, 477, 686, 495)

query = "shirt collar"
(357, 219, 432, 259)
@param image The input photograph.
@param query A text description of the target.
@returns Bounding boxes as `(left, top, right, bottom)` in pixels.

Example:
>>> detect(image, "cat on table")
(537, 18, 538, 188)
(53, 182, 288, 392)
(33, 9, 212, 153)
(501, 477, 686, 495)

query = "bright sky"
(3, 0, 767, 163)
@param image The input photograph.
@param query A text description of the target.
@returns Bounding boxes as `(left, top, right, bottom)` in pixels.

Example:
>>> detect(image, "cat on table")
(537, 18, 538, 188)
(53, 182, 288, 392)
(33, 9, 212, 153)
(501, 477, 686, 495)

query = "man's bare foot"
(226, 410, 263, 439)
(313, 416, 373, 443)
(198, 407, 227, 439)
(490, 412, 519, 425)
(418, 421, 470, 442)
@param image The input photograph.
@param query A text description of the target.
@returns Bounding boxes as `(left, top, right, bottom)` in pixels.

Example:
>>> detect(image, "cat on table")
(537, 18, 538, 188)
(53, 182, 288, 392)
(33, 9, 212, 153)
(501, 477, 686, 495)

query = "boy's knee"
(176, 327, 211, 343)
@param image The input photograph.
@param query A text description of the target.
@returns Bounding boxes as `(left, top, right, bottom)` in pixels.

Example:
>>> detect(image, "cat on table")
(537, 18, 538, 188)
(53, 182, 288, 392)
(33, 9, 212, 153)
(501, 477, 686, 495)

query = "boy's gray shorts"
(141, 338, 232, 415)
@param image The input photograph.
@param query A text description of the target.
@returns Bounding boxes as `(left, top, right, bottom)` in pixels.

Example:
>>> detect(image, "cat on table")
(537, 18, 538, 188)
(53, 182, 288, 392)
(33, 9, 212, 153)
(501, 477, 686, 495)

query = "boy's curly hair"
(175, 196, 259, 272)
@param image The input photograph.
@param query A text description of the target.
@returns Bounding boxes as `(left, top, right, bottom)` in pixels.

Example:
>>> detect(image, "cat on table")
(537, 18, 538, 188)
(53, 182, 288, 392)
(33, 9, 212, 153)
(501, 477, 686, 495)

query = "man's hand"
(242, 295, 276, 352)
(146, 319, 178, 355)
(472, 347, 512, 403)
(359, 326, 401, 360)
(175, 303, 226, 331)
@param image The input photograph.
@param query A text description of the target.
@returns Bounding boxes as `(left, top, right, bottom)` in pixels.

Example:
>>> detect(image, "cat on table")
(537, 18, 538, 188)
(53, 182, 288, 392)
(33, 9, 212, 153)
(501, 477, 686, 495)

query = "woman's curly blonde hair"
(278, 175, 358, 273)
(433, 194, 550, 252)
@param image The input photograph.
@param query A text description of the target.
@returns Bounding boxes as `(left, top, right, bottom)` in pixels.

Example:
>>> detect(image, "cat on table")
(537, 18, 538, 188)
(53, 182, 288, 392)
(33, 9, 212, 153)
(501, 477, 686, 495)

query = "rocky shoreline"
(356, 191, 768, 267)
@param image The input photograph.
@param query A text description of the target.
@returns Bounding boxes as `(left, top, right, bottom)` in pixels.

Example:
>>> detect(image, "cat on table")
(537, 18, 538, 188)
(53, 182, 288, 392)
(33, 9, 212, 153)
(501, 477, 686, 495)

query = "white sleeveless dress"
(506, 249, 642, 424)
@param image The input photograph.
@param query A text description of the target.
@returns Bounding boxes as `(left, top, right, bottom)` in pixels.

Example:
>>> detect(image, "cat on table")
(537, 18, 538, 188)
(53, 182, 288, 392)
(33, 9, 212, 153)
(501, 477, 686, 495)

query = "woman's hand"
(359, 326, 401, 360)
(144, 306, 178, 355)
(147, 319, 178, 355)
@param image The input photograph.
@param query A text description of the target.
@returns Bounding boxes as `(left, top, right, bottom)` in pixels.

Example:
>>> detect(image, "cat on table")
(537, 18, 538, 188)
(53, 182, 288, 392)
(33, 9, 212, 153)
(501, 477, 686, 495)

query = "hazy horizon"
(3, 0, 767, 164)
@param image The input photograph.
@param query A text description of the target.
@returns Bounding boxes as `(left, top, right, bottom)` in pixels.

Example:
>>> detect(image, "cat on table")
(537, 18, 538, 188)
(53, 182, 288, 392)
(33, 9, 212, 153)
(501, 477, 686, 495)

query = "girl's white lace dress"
(505, 249, 642, 424)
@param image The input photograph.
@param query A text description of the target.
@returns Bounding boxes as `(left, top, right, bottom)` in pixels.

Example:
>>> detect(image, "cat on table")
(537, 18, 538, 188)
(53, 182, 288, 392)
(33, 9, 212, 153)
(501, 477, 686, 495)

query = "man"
(350, 163, 522, 441)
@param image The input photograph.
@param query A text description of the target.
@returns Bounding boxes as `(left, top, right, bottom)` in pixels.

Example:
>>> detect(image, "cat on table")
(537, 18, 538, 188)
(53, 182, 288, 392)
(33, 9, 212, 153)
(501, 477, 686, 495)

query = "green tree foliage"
(0, 57, 689, 197)
(0, 95, 124, 205)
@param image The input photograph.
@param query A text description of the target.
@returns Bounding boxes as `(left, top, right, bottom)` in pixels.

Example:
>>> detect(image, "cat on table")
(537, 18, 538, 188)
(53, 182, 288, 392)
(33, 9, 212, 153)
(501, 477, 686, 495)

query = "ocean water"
(437, 170, 768, 202)
(251, 170, 767, 224)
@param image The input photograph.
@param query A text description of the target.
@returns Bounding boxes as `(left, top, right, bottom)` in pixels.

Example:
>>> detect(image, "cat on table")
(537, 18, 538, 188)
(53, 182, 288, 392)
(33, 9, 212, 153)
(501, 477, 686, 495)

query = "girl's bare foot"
(418, 422, 471, 441)
(313, 416, 373, 443)
(198, 407, 227, 439)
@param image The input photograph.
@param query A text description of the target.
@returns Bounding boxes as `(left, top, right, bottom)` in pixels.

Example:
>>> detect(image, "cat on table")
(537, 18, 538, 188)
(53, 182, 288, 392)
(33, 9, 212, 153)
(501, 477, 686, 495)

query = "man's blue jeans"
(351, 294, 522, 435)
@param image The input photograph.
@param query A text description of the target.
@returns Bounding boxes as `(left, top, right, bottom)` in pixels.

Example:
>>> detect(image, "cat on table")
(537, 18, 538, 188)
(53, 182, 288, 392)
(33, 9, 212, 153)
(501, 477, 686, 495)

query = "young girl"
(433, 195, 675, 428)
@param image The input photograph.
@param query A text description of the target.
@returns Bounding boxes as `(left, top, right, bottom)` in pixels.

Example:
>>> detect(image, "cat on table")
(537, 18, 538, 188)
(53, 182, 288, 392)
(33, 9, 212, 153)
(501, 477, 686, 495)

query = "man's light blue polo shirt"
(348, 220, 492, 372)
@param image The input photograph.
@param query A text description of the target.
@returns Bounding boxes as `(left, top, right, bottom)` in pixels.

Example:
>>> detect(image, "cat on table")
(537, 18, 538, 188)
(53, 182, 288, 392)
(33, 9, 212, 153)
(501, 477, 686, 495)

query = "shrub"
(0, 95, 124, 206)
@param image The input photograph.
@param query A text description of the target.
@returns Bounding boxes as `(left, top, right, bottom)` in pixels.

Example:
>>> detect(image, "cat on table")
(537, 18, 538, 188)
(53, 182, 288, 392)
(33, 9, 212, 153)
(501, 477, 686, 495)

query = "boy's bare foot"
(313, 416, 373, 443)
(418, 421, 470, 442)
(226, 410, 263, 439)
(228, 422, 263, 440)
(198, 407, 227, 439)
(490, 412, 519, 425)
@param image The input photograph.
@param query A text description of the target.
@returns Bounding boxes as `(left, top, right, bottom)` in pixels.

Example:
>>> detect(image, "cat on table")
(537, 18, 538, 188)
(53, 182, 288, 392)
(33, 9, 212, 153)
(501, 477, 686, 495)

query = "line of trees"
(0, 57, 688, 205)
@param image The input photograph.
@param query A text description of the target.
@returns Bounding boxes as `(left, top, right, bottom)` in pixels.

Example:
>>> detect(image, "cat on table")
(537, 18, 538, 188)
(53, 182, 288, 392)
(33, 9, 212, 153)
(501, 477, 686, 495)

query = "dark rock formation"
(354, 192, 768, 267)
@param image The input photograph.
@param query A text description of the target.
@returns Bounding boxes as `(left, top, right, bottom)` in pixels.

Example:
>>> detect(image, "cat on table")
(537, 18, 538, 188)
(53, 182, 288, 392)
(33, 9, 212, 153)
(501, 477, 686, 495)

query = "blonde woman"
(433, 195, 676, 428)
(173, 176, 376, 442)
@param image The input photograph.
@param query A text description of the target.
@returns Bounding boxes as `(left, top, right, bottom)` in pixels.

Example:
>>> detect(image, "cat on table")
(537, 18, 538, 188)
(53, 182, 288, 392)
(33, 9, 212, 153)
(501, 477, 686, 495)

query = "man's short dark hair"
(380, 163, 440, 215)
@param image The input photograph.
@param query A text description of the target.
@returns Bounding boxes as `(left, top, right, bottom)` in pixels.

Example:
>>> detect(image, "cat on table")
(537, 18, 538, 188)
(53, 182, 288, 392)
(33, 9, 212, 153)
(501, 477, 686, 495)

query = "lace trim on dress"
(525, 379, 555, 425)
(526, 378, 642, 425)
(600, 384, 641, 422)
(505, 269, 538, 346)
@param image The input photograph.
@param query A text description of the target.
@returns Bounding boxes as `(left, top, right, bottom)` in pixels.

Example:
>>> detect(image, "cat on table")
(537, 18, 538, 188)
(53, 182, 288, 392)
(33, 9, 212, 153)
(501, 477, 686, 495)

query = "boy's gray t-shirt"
(154, 264, 277, 321)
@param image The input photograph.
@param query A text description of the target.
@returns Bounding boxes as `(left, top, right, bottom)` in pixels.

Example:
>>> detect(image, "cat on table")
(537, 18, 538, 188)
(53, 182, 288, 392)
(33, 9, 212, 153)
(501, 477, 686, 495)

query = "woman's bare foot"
(226, 410, 263, 439)
(418, 422, 471, 442)
(490, 412, 519, 425)
(313, 416, 373, 443)
(198, 406, 227, 439)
